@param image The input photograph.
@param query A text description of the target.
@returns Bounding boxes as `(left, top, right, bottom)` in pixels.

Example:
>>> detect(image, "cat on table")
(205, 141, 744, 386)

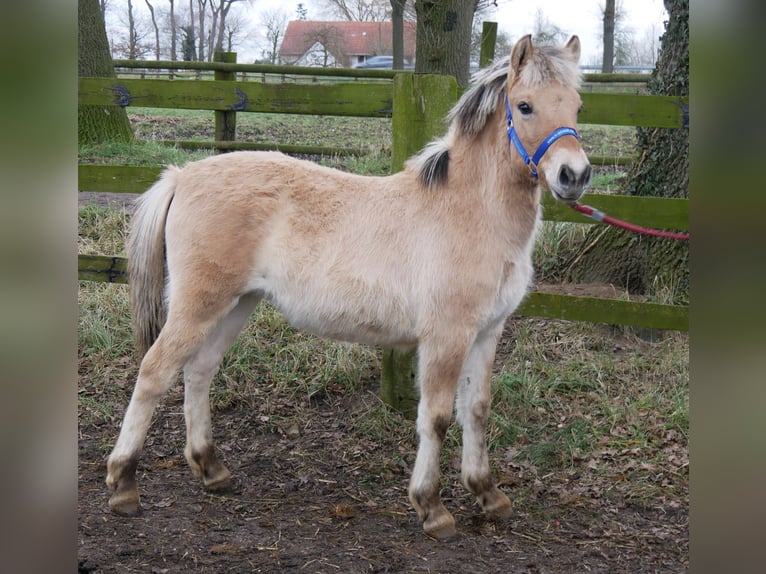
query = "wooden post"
(479, 21, 498, 68)
(391, 73, 458, 171)
(214, 51, 237, 152)
(383, 73, 459, 418)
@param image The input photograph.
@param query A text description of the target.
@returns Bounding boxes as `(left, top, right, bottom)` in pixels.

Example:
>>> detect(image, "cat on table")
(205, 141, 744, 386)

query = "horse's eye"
(518, 102, 533, 115)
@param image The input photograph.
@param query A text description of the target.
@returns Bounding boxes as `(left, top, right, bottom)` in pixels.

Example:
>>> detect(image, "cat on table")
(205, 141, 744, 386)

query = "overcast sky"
(107, 0, 668, 65)
(241, 0, 667, 64)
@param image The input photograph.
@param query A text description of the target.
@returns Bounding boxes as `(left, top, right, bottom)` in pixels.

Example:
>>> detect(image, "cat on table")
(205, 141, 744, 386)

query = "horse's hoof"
(484, 493, 513, 520)
(108, 491, 142, 517)
(423, 512, 457, 540)
(202, 465, 233, 492)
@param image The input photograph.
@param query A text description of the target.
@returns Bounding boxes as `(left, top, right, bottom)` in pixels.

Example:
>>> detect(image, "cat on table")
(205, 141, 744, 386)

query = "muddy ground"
(78, 384, 685, 574)
(78, 193, 687, 573)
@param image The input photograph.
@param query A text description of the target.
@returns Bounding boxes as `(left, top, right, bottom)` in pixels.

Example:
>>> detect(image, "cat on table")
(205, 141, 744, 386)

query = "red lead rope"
(571, 203, 690, 241)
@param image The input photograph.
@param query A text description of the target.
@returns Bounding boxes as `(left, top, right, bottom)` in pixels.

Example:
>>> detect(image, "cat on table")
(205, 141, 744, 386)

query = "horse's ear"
(564, 35, 581, 63)
(510, 34, 534, 76)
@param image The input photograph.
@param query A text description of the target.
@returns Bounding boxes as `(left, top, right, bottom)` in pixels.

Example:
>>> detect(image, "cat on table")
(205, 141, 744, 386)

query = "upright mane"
(412, 42, 582, 189)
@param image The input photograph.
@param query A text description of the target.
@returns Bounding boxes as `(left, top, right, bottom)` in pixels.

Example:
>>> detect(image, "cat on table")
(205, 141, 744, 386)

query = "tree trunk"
(145, 0, 160, 60)
(78, 0, 133, 144)
(571, 0, 688, 305)
(414, 0, 476, 87)
(602, 0, 615, 73)
(198, 0, 207, 61)
(391, 0, 406, 69)
(169, 0, 177, 60)
(188, 0, 197, 60)
(127, 0, 138, 59)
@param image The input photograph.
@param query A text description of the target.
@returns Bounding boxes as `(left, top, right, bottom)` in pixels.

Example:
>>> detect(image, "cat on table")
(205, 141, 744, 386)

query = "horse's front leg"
(456, 327, 512, 519)
(409, 338, 469, 539)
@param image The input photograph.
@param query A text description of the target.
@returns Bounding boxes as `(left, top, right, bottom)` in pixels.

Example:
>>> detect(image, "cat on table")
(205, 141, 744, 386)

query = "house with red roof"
(278, 21, 416, 68)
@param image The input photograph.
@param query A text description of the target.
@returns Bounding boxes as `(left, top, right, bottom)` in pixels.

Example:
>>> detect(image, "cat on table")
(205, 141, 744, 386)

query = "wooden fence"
(79, 56, 688, 330)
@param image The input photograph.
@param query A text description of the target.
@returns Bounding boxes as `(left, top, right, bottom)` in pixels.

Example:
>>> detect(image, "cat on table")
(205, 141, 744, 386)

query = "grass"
(78, 139, 210, 166)
(578, 124, 637, 159)
(127, 107, 392, 150)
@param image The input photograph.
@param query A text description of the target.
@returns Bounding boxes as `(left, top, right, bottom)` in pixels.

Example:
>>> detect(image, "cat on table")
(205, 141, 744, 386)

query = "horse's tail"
(127, 166, 180, 358)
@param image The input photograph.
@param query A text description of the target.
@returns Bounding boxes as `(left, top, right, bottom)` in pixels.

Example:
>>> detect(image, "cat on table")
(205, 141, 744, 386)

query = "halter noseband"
(505, 94, 579, 178)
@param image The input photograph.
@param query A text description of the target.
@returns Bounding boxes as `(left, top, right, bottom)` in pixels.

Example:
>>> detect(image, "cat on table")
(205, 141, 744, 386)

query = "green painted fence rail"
(79, 77, 686, 127)
(518, 292, 687, 331)
(113, 59, 650, 84)
(78, 165, 688, 232)
(79, 77, 395, 118)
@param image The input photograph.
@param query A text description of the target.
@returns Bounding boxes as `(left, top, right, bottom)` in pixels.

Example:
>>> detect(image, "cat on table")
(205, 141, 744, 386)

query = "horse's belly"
(287, 309, 417, 348)
(255, 276, 418, 348)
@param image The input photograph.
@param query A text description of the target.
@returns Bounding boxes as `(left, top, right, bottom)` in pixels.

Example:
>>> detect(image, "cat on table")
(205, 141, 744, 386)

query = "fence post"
(480, 21, 498, 67)
(382, 73, 458, 418)
(214, 51, 237, 152)
(391, 73, 458, 172)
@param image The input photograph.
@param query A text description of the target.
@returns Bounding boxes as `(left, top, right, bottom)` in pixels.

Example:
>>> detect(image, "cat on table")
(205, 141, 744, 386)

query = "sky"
(105, 0, 668, 66)
(241, 0, 668, 65)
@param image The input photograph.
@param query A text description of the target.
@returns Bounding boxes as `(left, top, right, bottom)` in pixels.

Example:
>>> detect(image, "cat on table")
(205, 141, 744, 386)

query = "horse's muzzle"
(556, 162, 592, 200)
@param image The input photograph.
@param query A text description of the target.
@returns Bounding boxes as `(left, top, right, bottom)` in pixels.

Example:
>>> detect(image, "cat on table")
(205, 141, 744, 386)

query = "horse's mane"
(413, 44, 582, 189)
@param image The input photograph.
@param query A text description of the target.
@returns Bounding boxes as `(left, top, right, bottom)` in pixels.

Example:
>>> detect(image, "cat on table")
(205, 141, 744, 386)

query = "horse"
(106, 34, 591, 540)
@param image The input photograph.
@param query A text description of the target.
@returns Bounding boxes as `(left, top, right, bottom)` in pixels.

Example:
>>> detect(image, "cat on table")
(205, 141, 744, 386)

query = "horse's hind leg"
(182, 293, 260, 491)
(106, 297, 241, 516)
(409, 337, 470, 540)
(107, 324, 202, 515)
(455, 328, 512, 520)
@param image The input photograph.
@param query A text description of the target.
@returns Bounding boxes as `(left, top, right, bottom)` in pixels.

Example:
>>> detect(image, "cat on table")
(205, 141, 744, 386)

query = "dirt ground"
(77, 343, 686, 574)
(78, 193, 687, 573)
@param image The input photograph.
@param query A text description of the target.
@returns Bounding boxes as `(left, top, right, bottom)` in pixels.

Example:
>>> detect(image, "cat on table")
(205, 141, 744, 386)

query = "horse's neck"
(450, 127, 542, 231)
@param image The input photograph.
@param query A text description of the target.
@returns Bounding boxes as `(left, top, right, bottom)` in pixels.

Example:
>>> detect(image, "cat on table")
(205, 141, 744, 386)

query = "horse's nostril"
(559, 166, 574, 188)
(582, 164, 592, 187)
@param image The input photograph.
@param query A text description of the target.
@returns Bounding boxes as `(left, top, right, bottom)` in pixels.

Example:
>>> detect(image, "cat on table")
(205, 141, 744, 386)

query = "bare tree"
(262, 8, 289, 64)
(602, 0, 615, 72)
(127, 0, 139, 57)
(197, 0, 208, 60)
(532, 7, 566, 45)
(168, 0, 177, 60)
(600, 1, 652, 69)
(303, 24, 347, 67)
(636, 23, 661, 65)
(184, 0, 200, 60)
(321, 0, 391, 21)
(111, 0, 153, 58)
(213, 0, 245, 54)
(222, 9, 247, 52)
(611, 1, 635, 67)
(145, 0, 161, 59)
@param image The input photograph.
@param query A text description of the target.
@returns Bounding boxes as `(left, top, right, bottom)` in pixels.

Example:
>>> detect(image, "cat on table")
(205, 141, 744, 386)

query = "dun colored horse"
(106, 35, 591, 539)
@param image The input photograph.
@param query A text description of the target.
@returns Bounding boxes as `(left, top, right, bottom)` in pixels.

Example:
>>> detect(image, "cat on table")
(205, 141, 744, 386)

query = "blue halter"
(505, 94, 579, 178)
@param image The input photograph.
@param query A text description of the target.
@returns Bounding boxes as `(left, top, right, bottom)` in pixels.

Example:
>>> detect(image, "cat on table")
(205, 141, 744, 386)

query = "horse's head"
(505, 35, 591, 203)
